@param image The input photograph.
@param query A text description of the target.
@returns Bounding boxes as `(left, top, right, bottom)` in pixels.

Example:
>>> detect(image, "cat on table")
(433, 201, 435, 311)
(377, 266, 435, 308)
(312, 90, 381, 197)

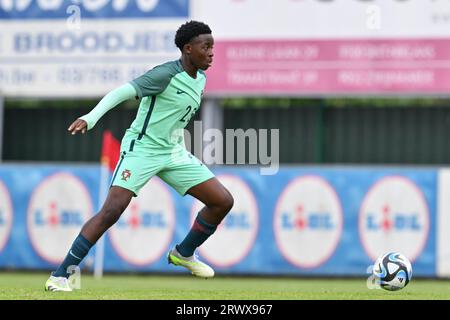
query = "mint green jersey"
(124, 59, 206, 153)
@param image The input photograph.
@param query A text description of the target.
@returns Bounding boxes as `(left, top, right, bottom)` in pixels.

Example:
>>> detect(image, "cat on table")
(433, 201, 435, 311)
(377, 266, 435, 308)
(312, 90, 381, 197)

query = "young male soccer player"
(45, 21, 234, 292)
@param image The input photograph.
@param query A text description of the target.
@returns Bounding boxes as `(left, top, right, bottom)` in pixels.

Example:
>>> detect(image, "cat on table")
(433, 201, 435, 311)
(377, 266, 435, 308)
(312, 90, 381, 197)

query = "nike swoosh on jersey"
(177, 90, 186, 94)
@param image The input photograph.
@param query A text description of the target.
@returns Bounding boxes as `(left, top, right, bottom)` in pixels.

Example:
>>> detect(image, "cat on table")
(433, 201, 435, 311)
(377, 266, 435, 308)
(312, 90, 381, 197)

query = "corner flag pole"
(94, 130, 120, 279)
(94, 162, 109, 279)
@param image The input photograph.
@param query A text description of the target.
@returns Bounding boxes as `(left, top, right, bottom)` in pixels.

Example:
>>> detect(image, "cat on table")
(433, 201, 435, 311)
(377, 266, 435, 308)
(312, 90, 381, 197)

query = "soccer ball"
(372, 252, 412, 291)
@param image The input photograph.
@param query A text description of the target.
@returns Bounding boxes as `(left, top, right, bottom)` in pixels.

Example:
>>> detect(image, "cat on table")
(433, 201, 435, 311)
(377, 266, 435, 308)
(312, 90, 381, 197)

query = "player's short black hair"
(174, 20, 212, 51)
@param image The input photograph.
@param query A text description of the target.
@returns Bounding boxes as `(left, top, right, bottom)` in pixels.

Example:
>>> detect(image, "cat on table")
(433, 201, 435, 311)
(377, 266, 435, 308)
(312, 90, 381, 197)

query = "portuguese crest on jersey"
(121, 169, 131, 181)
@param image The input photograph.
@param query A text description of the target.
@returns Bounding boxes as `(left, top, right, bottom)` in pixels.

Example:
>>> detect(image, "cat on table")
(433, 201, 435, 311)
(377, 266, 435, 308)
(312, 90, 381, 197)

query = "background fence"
(4, 103, 450, 164)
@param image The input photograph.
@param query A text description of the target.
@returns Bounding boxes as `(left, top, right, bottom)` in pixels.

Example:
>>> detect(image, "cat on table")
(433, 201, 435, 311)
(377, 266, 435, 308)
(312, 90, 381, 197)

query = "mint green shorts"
(110, 147, 215, 196)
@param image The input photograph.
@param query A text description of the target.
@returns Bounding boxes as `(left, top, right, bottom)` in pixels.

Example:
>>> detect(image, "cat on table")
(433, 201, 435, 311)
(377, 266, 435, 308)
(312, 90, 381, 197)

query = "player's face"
(188, 34, 214, 70)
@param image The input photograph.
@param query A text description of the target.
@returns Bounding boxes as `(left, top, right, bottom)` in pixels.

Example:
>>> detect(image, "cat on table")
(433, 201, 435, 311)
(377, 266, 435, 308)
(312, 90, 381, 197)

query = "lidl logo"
(359, 176, 429, 263)
(274, 175, 343, 269)
(116, 203, 167, 229)
(27, 173, 93, 264)
(34, 201, 83, 227)
(191, 175, 259, 268)
(281, 204, 335, 230)
(366, 204, 421, 231)
(222, 212, 251, 229)
(109, 178, 175, 266)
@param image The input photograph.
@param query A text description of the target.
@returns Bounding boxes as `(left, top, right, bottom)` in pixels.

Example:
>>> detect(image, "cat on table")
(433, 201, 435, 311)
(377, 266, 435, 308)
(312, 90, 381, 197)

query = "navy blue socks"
(176, 214, 218, 257)
(53, 233, 93, 278)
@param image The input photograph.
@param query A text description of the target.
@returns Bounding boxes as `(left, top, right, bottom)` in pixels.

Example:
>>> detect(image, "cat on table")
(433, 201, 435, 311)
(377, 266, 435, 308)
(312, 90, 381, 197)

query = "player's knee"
(221, 191, 234, 214)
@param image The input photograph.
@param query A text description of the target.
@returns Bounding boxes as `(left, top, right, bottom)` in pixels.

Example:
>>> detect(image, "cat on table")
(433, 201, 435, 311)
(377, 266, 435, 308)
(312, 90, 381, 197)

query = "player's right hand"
(68, 118, 88, 135)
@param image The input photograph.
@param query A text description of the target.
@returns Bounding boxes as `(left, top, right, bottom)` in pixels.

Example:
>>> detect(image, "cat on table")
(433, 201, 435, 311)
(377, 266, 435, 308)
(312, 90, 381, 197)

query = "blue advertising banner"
(0, 0, 189, 19)
(0, 164, 99, 270)
(0, 164, 438, 277)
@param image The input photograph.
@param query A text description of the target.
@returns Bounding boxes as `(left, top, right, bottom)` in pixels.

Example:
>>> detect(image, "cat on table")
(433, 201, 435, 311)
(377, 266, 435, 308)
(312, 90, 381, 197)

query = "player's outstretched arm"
(68, 83, 137, 134)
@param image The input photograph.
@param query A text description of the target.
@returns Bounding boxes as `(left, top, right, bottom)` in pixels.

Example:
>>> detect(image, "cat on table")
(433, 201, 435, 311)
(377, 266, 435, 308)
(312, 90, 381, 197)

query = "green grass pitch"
(1, 271, 450, 300)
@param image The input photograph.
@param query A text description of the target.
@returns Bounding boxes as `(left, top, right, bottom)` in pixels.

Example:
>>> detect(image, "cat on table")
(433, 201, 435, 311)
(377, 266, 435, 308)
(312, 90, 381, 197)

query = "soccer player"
(45, 21, 234, 292)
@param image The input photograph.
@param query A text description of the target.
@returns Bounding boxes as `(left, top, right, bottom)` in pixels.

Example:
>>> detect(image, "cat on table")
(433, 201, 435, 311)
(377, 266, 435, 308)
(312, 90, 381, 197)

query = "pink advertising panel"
(205, 39, 450, 96)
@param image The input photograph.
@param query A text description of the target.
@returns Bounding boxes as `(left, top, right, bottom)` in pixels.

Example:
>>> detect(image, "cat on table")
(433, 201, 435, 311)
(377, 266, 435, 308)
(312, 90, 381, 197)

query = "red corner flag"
(101, 130, 120, 171)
